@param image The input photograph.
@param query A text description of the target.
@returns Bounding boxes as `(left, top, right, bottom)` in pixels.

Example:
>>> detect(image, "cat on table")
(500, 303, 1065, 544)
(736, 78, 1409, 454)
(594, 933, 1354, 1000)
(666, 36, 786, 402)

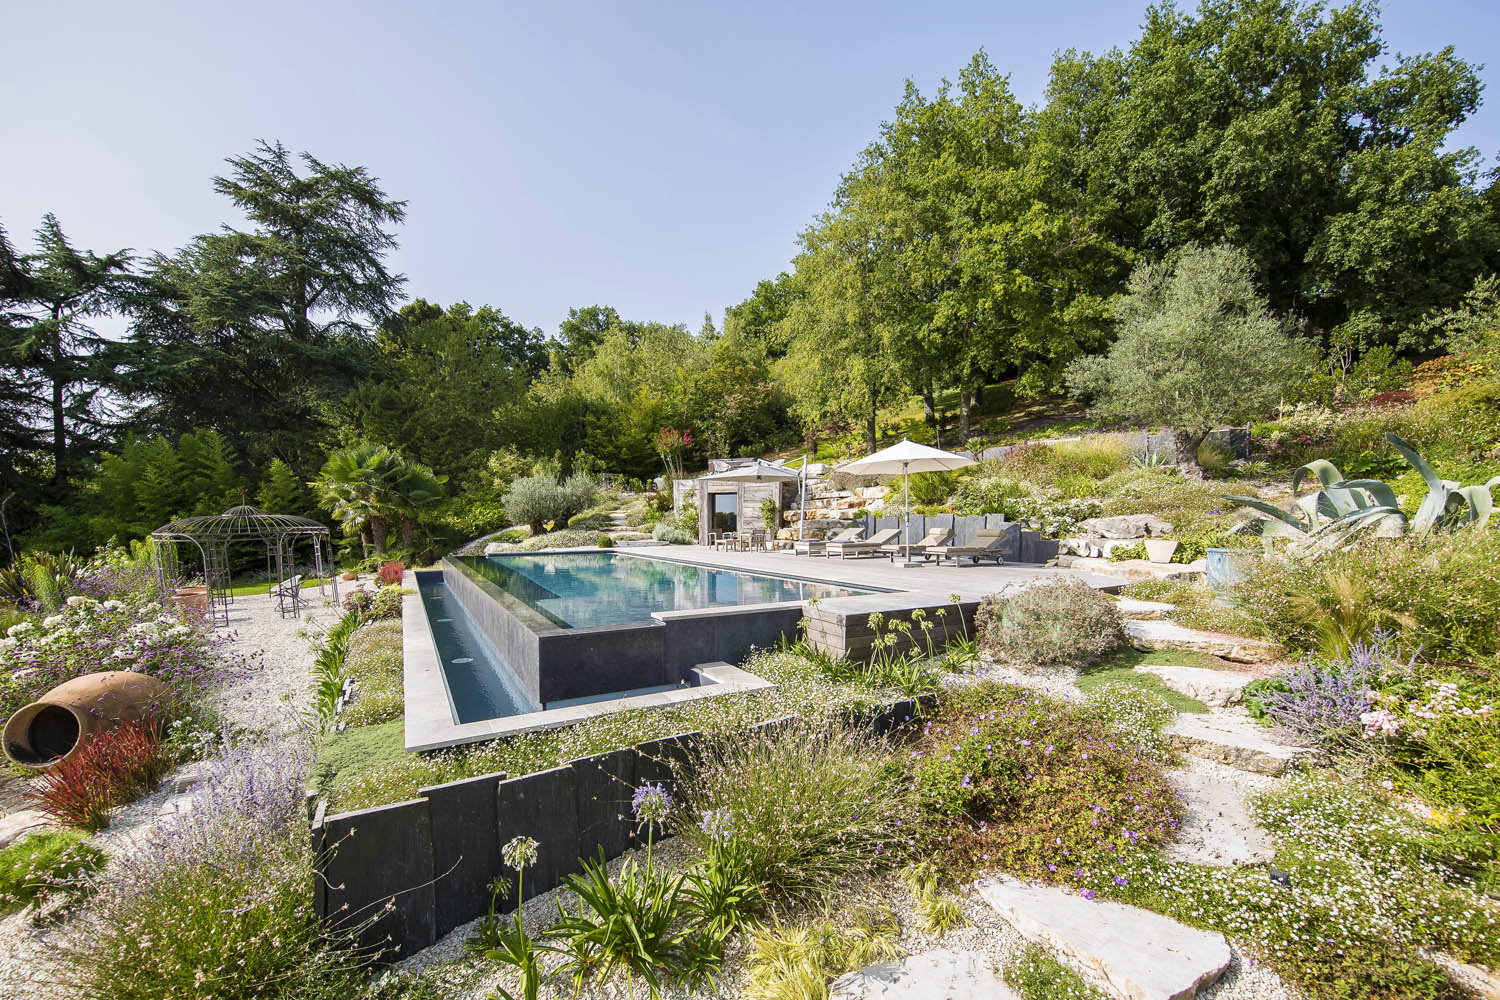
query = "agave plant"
(1225, 433, 1497, 553)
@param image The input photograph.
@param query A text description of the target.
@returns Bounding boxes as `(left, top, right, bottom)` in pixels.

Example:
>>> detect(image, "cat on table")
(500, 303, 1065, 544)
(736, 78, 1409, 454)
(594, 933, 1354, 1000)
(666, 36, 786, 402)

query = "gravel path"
(213, 584, 344, 737)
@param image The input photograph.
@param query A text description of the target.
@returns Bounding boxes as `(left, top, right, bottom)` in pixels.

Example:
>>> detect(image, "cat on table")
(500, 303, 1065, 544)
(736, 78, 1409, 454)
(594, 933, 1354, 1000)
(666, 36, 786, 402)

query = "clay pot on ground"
(1143, 538, 1181, 564)
(340, 571, 358, 582)
(171, 585, 209, 614)
(2, 671, 171, 768)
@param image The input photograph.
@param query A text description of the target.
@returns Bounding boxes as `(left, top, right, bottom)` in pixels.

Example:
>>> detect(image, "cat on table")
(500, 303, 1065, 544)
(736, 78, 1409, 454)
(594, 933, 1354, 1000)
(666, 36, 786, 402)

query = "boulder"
(977, 875, 1232, 1000)
(1080, 514, 1174, 539)
(831, 948, 1018, 1000)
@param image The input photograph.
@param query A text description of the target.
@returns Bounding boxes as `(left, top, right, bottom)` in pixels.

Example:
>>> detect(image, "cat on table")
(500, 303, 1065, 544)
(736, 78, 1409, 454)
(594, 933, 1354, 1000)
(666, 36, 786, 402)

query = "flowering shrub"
(369, 584, 404, 619)
(29, 720, 176, 830)
(51, 739, 376, 1000)
(376, 560, 404, 585)
(909, 684, 1181, 878)
(1251, 638, 1415, 752)
(680, 721, 912, 902)
(0, 595, 248, 724)
(976, 578, 1124, 669)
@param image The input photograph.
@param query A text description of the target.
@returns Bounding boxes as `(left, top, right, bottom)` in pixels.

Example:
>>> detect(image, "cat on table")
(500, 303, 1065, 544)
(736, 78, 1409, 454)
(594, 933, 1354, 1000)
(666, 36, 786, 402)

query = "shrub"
(910, 684, 1182, 878)
(369, 584, 405, 619)
(1094, 467, 1230, 534)
(514, 528, 609, 551)
(679, 721, 912, 902)
(51, 740, 376, 1000)
(1195, 438, 1235, 477)
(976, 578, 1124, 668)
(29, 720, 176, 831)
(597, 534, 615, 548)
(652, 522, 695, 544)
(502, 472, 598, 535)
(1232, 528, 1500, 659)
(341, 586, 374, 613)
(375, 560, 404, 585)
(1253, 639, 1414, 752)
(0, 595, 243, 724)
(0, 829, 106, 913)
(340, 620, 404, 728)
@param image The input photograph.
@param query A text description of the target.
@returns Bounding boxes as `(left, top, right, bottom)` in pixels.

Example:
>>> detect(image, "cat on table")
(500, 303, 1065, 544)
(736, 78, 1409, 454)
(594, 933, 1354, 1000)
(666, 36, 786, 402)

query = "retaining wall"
(311, 699, 920, 959)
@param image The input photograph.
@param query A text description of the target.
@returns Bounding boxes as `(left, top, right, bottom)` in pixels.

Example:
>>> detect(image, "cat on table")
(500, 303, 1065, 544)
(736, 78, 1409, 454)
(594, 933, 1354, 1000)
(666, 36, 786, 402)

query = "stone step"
(1134, 664, 1257, 708)
(0, 807, 51, 850)
(831, 949, 1017, 1000)
(1124, 619, 1282, 664)
(1114, 597, 1175, 620)
(1166, 712, 1308, 776)
(1164, 762, 1274, 868)
(977, 875, 1232, 1000)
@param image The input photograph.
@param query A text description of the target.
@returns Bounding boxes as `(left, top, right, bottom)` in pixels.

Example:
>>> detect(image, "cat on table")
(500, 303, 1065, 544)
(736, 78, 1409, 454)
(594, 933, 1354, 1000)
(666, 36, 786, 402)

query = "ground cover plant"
(0, 829, 106, 913)
(908, 683, 1182, 879)
(339, 619, 405, 727)
(1087, 777, 1500, 1000)
(743, 907, 903, 1000)
(1004, 944, 1109, 1000)
(1075, 647, 1212, 715)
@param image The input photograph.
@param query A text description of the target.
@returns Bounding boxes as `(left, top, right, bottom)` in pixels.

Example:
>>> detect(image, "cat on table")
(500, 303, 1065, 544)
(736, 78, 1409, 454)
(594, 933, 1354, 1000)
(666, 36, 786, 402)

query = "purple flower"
(1081, 888, 1096, 900)
(632, 782, 673, 825)
(698, 807, 735, 845)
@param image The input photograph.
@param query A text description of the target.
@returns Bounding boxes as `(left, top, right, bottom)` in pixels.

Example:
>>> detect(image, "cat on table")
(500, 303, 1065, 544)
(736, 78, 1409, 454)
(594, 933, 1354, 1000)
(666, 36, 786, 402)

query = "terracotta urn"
(3, 671, 171, 768)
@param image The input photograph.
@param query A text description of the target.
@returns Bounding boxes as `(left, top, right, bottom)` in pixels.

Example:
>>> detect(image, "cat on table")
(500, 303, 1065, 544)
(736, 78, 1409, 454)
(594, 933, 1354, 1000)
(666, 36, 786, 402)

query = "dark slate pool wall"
(440, 557, 806, 706)
(313, 699, 922, 959)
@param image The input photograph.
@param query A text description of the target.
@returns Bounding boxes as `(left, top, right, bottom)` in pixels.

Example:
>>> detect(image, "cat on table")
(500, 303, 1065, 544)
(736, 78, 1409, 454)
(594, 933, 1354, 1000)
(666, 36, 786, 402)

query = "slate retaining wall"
(311, 699, 920, 959)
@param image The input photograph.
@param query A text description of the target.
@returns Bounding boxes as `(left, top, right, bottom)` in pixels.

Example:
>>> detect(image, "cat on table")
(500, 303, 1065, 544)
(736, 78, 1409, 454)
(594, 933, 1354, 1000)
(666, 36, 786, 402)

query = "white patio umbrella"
(697, 461, 801, 542)
(837, 438, 976, 564)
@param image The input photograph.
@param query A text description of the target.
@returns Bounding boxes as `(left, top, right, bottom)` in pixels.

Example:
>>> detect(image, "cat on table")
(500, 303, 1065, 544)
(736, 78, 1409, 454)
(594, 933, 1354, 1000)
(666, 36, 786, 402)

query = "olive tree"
(1066, 244, 1311, 477)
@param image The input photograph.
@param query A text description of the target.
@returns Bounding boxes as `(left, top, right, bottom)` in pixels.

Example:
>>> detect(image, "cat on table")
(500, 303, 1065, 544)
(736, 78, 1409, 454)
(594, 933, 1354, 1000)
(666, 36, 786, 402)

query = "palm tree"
(391, 460, 448, 549)
(311, 443, 403, 556)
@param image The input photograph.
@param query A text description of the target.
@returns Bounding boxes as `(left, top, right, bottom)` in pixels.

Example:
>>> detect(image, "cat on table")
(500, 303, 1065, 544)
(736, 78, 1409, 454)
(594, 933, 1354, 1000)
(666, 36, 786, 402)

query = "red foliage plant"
(28, 719, 175, 832)
(1365, 390, 1415, 409)
(376, 561, 405, 586)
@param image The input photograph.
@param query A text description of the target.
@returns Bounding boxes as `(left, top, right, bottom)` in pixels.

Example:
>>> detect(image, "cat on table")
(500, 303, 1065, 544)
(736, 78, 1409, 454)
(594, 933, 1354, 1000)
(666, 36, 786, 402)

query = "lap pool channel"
(418, 577, 540, 723)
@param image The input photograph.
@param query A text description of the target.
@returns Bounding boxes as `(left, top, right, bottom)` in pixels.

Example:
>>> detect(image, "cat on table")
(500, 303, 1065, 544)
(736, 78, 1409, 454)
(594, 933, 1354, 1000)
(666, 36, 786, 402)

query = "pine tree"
(257, 458, 309, 516)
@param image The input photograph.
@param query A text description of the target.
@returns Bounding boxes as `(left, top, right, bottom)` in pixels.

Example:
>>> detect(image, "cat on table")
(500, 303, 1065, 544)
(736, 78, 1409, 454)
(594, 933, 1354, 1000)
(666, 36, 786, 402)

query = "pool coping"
(402, 571, 777, 753)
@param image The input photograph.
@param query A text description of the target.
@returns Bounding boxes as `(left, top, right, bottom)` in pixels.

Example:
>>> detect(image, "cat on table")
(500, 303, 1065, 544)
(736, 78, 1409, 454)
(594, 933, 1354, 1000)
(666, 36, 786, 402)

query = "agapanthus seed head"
(502, 835, 538, 871)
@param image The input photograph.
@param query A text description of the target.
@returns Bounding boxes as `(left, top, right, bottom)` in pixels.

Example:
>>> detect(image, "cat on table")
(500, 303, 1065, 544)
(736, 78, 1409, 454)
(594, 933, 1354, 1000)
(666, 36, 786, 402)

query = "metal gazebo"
(150, 504, 340, 627)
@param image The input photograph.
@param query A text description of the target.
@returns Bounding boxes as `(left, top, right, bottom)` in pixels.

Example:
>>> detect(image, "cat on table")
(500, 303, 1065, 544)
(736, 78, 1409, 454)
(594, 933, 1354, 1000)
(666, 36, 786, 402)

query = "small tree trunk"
(865, 405, 878, 454)
(922, 385, 936, 426)
(958, 391, 972, 442)
(401, 516, 416, 548)
(1173, 429, 1209, 479)
(369, 514, 389, 554)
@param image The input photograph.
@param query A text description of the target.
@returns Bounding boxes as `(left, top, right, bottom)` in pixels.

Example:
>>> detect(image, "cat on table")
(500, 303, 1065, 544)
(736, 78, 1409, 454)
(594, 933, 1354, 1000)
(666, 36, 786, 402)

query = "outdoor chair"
(827, 527, 901, 559)
(794, 526, 862, 556)
(926, 528, 1008, 566)
(879, 525, 952, 562)
(274, 574, 305, 618)
(740, 529, 767, 552)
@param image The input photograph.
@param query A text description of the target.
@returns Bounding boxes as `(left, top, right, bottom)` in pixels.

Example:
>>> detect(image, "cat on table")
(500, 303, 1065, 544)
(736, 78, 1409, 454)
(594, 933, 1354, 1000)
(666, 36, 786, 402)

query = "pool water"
(455, 552, 871, 629)
(418, 578, 539, 723)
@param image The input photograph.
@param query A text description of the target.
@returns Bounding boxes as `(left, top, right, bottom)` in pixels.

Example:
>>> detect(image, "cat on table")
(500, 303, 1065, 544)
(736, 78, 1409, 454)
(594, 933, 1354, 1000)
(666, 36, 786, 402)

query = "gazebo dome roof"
(151, 504, 329, 541)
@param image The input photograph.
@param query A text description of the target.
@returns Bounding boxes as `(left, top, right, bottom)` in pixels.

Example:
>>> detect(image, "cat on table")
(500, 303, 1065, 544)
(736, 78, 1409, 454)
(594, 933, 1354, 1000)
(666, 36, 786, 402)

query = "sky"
(3, 0, 1499, 339)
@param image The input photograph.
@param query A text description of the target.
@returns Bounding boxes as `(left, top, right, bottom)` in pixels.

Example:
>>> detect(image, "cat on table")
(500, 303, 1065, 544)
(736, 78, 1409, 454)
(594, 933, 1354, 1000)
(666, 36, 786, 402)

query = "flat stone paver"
(1115, 597, 1176, 619)
(831, 948, 1018, 1000)
(977, 875, 1232, 1000)
(1124, 619, 1282, 663)
(1167, 712, 1307, 775)
(1165, 762, 1275, 867)
(1136, 664, 1257, 708)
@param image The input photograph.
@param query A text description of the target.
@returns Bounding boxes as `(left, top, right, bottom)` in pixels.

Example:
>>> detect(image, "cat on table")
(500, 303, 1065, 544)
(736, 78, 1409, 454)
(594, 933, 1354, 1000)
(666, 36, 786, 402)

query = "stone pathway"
(1124, 619, 1282, 664)
(1135, 664, 1258, 708)
(1167, 711, 1308, 775)
(1114, 596, 1176, 620)
(1165, 758, 1275, 868)
(977, 875, 1233, 1000)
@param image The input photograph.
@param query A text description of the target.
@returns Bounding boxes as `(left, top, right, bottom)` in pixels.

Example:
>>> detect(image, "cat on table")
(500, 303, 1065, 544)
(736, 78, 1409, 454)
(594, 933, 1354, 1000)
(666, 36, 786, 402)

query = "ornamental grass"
(29, 719, 175, 831)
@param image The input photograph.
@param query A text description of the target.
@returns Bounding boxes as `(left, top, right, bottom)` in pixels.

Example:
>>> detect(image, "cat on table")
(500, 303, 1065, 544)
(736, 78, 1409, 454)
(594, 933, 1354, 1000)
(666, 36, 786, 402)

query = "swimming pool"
(452, 552, 871, 628)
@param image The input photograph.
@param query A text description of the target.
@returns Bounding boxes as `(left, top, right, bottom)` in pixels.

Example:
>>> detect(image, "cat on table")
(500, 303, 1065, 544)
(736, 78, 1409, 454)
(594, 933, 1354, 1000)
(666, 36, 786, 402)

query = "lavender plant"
(1251, 637, 1417, 751)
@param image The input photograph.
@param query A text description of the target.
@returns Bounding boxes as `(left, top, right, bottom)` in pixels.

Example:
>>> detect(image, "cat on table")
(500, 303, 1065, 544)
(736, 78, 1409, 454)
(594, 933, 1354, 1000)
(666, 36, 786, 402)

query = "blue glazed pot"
(1205, 547, 1260, 606)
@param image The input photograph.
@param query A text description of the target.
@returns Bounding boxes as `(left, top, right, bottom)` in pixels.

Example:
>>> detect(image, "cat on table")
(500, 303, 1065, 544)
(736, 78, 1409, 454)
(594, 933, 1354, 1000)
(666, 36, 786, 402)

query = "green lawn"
(228, 576, 332, 597)
(1077, 647, 1215, 713)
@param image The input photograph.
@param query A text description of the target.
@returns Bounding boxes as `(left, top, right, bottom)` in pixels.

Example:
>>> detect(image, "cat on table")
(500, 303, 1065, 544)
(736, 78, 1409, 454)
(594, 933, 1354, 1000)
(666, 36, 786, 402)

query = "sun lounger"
(878, 526, 953, 562)
(794, 526, 863, 556)
(828, 527, 901, 559)
(927, 529, 1008, 566)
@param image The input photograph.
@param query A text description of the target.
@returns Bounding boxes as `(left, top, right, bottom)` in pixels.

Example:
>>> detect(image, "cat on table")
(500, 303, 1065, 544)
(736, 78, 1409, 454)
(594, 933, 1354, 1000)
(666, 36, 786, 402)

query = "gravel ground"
(213, 584, 344, 736)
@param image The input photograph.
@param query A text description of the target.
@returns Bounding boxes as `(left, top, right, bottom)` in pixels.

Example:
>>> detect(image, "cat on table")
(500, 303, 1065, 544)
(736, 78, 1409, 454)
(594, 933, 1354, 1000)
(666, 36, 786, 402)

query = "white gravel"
(212, 585, 344, 737)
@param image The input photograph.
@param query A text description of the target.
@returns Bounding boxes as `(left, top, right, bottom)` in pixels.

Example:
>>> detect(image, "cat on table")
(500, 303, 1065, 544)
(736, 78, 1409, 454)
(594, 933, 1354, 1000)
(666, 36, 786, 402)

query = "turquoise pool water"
(418, 578, 539, 723)
(455, 552, 872, 629)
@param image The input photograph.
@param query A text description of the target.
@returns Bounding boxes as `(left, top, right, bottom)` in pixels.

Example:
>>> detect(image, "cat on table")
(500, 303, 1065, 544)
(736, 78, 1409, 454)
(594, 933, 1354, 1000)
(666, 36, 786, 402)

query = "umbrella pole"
(904, 464, 911, 564)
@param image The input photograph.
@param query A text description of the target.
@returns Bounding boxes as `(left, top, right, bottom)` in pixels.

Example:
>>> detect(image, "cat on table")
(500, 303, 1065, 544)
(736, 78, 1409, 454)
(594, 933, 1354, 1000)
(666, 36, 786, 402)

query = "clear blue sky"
(3, 0, 1497, 337)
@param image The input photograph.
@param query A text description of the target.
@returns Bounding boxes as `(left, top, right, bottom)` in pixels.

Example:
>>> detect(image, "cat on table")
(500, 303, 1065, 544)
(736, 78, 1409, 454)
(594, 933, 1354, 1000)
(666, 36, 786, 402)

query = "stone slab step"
(1164, 762, 1274, 867)
(831, 948, 1017, 1000)
(1124, 619, 1282, 663)
(1167, 712, 1307, 776)
(1135, 664, 1257, 708)
(0, 808, 51, 851)
(1114, 597, 1176, 620)
(1055, 555, 1205, 583)
(977, 875, 1231, 1000)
